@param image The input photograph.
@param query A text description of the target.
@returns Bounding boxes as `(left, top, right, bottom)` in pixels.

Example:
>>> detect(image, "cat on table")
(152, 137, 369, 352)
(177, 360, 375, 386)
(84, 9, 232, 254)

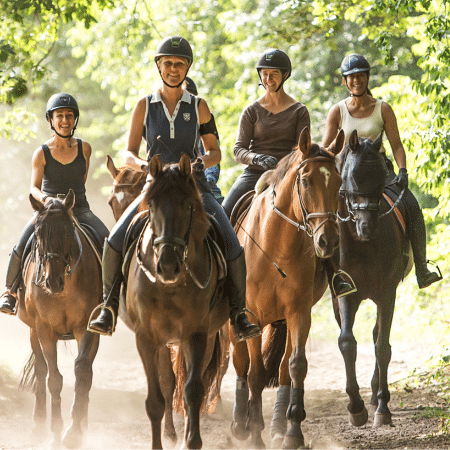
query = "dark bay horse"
(231, 127, 345, 449)
(122, 153, 229, 449)
(17, 189, 102, 448)
(333, 130, 412, 428)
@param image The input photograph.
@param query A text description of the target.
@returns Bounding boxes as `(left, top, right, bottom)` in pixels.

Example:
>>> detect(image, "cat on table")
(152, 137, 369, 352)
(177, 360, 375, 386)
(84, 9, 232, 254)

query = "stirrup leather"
(331, 270, 357, 298)
(87, 304, 117, 336)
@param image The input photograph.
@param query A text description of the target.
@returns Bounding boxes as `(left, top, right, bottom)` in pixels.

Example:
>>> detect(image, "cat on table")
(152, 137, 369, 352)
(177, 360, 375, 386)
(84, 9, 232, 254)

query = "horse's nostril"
(318, 234, 328, 249)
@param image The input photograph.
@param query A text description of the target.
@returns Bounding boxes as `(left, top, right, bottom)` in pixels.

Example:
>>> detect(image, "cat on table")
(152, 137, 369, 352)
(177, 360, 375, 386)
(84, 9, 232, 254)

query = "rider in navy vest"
(88, 36, 261, 342)
(0, 93, 109, 315)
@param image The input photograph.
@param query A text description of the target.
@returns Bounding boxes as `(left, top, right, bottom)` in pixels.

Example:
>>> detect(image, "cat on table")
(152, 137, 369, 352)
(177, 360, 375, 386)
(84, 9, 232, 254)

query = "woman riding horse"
(0, 93, 109, 315)
(322, 53, 442, 289)
(88, 36, 261, 342)
(222, 48, 354, 298)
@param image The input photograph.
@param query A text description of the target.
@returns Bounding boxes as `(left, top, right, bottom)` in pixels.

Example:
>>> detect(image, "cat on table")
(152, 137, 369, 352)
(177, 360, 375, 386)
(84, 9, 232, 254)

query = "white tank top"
(338, 98, 385, 150)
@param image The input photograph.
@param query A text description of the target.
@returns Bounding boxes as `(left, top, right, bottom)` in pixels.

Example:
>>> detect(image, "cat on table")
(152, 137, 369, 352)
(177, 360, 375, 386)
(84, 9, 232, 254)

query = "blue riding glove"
(393, 168, 408, 190)
(253, 154, 278, 170)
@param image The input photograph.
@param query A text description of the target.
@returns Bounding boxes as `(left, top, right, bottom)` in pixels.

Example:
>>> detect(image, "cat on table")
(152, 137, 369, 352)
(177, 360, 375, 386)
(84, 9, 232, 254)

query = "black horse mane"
(269, 143, 335, 188)
(32, 200, 77, 264)
(142, 164, 210, 235)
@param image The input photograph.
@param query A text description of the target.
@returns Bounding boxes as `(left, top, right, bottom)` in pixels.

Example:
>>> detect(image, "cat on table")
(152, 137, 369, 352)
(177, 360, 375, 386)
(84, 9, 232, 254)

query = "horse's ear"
(30, 194, 45, 212)
(373, 132, 383, 153)
(106, 155, 120, 179)
(298, 126, 311, 157)
(349, 130, 359, 153)
(327, 129, 345, 156)
(63, 189, 75, 210)
(150, 155, 162, 178)
(179, 153, 191, 177)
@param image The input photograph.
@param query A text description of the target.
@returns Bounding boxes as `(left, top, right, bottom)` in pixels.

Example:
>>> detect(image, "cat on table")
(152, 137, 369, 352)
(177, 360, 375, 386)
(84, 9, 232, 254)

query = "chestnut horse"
(17, 190, 102, 449)
(230, 127, 345, 449)
(332, 130, 412, 428)
(121, 154, 229, 449)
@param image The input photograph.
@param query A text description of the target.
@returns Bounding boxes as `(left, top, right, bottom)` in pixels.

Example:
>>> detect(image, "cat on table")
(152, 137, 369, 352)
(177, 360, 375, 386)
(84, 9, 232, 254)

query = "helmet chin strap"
(50, 118, 78, 147)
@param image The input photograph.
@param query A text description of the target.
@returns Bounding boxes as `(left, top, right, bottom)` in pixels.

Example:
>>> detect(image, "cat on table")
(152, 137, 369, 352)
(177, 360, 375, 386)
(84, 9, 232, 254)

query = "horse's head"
(140, 153, 209, 284)
(107, 155, 147, 221)
(282, 127, 344, 258)
(30, 189, 81, 294)
(340, 130, 387, 241)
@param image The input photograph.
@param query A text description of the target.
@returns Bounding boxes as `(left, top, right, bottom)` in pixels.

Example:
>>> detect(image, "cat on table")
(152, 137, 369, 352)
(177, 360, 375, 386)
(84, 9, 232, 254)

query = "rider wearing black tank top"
(0, 93, 109, 315)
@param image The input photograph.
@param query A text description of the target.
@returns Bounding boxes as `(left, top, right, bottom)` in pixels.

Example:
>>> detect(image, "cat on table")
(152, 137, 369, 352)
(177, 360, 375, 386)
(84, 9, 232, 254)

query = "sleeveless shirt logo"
(183, 113, 191, 121)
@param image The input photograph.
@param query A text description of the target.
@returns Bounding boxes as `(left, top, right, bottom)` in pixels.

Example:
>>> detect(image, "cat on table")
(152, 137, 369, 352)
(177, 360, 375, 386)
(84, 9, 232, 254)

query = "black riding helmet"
(256, 49, 291, 92)
(340, 54, 370, 77)
(155, 36, 193, 88)
(45, 93, 79, 143)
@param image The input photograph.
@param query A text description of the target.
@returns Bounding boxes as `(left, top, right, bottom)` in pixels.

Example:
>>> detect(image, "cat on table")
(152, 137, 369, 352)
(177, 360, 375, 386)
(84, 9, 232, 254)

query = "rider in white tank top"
(338, 98, 385, 147)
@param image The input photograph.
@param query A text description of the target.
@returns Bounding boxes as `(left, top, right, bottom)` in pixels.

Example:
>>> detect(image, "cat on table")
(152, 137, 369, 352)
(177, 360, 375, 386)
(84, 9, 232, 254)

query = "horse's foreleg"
(182, 332, 208, 450)
(246, 335, 266, 449)
(136, 335, 164, 450)
(230, 338, 250, 441)
(30, 329, 48, 443)
(38, 329, 64, 447)
(270, 333, 291, 448)
(63, 331, 99, 449)
(372, 298, 395, 427)
(337, 296, 368, 427)
(159, 346, 177, 444)
(284, 312, 310, 450)
(370, 322, 380, 410)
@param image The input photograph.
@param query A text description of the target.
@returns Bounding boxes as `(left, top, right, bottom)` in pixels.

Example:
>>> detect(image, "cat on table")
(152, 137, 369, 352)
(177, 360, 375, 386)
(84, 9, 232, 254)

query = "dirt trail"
(0, 317, 448, 449)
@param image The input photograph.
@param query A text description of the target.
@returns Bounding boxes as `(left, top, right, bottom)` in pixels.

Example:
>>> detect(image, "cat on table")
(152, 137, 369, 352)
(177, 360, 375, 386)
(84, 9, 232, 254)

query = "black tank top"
(41, 139, 87, 206)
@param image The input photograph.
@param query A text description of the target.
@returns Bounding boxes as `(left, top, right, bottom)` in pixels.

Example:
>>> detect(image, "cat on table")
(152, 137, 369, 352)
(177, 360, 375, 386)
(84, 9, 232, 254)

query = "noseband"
(271, 156, 339, 237)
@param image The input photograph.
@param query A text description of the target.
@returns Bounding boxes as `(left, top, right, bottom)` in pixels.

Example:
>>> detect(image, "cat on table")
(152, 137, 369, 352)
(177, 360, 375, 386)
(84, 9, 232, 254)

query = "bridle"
(34, 210, 83, 287)
(271, 156, 339, 237)
(136, 203, 213, 289)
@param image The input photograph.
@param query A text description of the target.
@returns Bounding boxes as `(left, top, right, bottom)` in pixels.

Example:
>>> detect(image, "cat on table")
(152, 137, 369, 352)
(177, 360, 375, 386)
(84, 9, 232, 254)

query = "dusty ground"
(0, 317, 449, 450)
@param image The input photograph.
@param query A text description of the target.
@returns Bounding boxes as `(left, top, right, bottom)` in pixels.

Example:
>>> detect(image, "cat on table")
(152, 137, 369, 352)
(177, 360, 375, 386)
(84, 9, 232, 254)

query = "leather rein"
(271, 156, 339, 236)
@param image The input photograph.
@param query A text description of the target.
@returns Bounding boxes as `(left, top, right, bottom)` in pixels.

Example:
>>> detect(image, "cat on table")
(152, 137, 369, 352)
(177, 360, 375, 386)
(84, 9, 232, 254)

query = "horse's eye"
(301, 177, 308, 188)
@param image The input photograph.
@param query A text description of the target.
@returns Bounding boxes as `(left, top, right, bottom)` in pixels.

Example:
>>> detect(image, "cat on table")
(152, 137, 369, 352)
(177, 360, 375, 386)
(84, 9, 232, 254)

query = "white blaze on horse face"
(115, 191, 125, 202)
(320, 167, 331, 188)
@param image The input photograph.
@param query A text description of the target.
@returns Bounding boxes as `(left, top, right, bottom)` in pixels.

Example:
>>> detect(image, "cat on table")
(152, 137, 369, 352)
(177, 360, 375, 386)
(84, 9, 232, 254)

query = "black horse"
(333, 130, 413, 427)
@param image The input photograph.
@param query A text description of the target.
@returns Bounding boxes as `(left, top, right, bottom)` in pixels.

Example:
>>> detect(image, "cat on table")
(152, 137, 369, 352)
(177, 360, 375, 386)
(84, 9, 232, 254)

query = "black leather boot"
(88, 240, 122, 336)
(228, 252, 261, 342)
(0, 249, 22, 315)
(325, 249, 356, 298)
(403, 190, 442, 289)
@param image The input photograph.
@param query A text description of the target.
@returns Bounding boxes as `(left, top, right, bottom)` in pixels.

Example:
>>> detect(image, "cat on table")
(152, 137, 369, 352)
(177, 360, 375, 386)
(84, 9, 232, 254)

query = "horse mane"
(33, 200, 77, 263)
(142, 164, 210, 237)
(269, 143, 335, 188)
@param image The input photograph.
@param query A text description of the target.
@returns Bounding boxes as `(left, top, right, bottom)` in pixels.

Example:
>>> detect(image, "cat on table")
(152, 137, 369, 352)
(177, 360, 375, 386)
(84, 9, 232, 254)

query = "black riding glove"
(253, 154, 278, 170)
(394, 168, 408, 190)
(191, 157, 205, 174)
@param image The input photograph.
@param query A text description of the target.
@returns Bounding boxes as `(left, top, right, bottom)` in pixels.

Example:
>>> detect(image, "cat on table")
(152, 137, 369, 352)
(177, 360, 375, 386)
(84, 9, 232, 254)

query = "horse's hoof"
(62, 426, 83, 449)
(271, 432, 284, 449)
(282, 433, 305, 449)
(348, 407, 368, 427)
(30, 426, 47, 444)
(373, 411, 392, 428)
(230, 420, 250, 441)
(250, 435, 266, 449)
(163, 427, 178, 445)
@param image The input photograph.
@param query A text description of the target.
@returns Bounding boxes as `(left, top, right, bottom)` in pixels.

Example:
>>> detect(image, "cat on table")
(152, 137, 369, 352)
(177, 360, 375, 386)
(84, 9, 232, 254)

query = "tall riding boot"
(407, 202, 442, 289)
(228, 251, 261, 342)
(325, 248, 357, 298)
(0, 249, 22, 315)
(88, 240, 123, 336)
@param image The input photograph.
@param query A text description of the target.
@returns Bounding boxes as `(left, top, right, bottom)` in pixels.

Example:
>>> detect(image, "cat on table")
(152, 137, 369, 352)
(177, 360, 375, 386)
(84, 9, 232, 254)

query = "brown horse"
(332, 130, 413, 428)
(17, 190, 102, 449)
(121, 153, 228, 449)
(230, 127, 345, 449)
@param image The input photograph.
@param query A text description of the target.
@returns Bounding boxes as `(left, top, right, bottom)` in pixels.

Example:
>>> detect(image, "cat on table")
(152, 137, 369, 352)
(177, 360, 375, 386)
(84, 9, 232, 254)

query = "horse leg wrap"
(233, 377, 249, 422)
(270, 385, 290, 438)
(286, 387, 306, 423)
